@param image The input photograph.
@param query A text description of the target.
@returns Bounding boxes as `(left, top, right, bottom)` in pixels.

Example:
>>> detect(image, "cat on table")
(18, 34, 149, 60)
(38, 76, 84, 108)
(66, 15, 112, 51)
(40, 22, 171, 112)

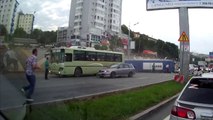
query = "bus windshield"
(51, 49, 65, 63)
(51, 49, 72, 63)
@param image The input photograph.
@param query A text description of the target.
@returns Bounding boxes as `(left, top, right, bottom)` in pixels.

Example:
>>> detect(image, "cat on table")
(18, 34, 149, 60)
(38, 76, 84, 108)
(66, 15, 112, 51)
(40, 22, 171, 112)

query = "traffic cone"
(174, 74, 180, 82)
(179, 75, 184, 84)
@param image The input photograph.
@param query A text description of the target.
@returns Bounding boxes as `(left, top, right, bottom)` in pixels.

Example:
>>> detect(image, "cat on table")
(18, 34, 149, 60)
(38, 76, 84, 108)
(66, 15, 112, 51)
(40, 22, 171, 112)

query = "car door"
(116, 64, 125, 76)
(122, 64, 130, 75)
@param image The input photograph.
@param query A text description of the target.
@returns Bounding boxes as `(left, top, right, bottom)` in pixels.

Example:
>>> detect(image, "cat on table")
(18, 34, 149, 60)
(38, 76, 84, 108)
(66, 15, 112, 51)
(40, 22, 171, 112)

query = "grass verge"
(24, 81, 184, 120)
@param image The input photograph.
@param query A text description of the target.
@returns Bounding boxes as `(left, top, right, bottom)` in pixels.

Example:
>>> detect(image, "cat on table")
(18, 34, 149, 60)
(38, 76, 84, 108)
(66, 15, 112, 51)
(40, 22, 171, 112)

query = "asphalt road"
(1, 72, 175, 109)
(139, 99, 175, 120)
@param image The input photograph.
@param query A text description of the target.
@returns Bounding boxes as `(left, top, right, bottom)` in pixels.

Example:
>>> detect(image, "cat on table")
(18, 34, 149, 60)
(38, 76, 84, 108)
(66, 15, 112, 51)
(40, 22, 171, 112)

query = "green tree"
(0, 24, 8, 36)
(100, 45, 108, 50)
(45, 31, 57, 44)
(30, 29, 43, 39)
(30, 29, 57, 45)
(13, 28, 28, 38)
(108, 35, 124, 51)
(155, 40, 165, 58)
(121, 24, 134, 38)
(94, 45, 108, 50)
(94, 44, 101, 50)
(0, 24, 10, 42)
(166, 42, 178, 59)
(132, 34, 178, 59)
(121, 25, 129, 35)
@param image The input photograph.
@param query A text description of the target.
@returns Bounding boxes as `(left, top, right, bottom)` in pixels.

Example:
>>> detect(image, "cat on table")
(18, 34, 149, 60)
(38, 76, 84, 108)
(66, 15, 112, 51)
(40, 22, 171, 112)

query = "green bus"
(49, 46, 124, 77)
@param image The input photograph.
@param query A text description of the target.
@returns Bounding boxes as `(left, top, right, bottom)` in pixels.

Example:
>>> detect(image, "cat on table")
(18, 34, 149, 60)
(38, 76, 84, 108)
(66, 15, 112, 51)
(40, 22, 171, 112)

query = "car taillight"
(171, 106, 196, 119)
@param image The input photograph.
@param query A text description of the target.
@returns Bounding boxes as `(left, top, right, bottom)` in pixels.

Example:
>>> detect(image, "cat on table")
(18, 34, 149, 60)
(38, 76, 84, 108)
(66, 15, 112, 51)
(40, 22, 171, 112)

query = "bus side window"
(114, 54, 122, 62)
(97, 53, 105, 61)
(65, 54, 72, 62)
(74, 50, 85, 61)
(106, 53, 112, 62)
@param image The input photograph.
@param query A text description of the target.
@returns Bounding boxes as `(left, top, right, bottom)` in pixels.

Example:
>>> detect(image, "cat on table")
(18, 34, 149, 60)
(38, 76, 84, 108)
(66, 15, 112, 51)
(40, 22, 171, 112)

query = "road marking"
(137, 77, 148, 80)
(163, 115, 170, 120)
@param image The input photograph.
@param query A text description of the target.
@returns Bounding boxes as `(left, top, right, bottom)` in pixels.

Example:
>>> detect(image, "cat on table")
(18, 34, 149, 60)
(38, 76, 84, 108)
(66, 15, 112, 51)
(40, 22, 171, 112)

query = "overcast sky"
(18, 0, 213, 54)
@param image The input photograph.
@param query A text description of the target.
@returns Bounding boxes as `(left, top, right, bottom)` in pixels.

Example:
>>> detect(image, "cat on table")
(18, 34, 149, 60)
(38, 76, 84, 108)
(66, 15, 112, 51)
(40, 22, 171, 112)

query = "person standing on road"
(45, 57, 49, 80)
(152, 63, 155, 72)
(166, 64, 170, 73)
(21, 48, 40, 102)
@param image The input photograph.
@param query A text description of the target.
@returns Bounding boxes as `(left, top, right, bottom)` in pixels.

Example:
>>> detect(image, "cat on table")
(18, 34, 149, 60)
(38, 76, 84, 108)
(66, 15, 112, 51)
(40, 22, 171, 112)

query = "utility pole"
(179, 7, 190, 82)
(128, 22, 139, 59)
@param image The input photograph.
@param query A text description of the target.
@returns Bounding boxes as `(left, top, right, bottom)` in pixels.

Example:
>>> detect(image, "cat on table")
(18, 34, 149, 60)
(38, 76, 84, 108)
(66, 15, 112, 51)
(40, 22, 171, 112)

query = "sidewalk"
(0, 74, 26, 120)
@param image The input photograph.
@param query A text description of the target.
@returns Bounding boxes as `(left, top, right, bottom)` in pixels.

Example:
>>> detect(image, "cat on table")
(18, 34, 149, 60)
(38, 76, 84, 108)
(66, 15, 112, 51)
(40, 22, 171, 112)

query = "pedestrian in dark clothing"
(166, 64, 170, 73)
(152, 63, 155, 72)
(45, 57, 49, 80)
(21, 48, 40, 102)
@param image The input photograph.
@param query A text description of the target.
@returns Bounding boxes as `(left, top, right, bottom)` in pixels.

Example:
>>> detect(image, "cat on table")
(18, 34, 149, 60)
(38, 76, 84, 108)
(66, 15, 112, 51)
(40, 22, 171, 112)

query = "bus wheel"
(128, 72, 133, 77)
(110, 72, 116, 78)
(74, 67, 82, 77)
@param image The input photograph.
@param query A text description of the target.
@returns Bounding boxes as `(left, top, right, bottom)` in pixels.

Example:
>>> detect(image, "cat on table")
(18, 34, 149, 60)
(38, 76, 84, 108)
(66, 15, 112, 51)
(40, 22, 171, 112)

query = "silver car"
(170, 73, 213, 120)
(98, 63, 135, 78)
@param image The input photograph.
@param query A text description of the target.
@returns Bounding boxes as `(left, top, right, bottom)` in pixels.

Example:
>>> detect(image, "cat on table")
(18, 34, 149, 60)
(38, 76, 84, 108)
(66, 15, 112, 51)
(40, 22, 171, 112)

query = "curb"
(129, 93, 179, 120)
(1, 81, 172, 110)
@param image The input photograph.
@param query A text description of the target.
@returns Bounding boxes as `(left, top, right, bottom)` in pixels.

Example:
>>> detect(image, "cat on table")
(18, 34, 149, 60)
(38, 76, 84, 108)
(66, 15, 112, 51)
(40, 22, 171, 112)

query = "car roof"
(201, 72, 213, 78)
(190, 73, 213, 79)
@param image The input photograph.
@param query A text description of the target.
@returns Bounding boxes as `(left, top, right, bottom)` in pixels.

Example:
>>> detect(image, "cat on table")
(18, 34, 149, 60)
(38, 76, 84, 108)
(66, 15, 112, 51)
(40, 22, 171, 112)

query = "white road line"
(163, 115, 170, 120)
(137, 77, 149, 80)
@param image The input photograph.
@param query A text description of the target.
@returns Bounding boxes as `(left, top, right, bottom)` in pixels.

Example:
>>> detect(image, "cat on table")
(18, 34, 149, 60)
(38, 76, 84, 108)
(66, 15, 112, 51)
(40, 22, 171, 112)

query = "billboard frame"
(146, 0, 213, 11)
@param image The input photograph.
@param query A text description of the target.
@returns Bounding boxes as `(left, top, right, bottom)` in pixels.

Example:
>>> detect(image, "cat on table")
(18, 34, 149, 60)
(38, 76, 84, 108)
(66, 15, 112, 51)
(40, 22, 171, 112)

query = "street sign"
(184, 45, 190, 52)
(178, 32, 189, 42)
(130, 41, 135, 49)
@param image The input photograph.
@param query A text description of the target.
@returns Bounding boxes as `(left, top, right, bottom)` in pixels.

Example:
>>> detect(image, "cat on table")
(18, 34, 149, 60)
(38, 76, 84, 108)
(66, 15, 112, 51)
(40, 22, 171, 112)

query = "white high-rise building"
(57, 27, 68, 43)
(17, 12, 34, 34)
(0, 0, 19, 34)
(68, 0, 122, 46)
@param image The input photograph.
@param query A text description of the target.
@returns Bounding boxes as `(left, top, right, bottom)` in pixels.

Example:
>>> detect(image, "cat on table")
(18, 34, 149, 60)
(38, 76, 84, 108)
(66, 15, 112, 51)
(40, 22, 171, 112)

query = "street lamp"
(128, 22, 139, 59)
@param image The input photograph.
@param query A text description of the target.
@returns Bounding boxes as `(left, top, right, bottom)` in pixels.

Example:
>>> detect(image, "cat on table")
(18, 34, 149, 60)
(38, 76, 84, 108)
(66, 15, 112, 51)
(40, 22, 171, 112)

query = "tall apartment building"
(68, 0, 122, 46)
(0, 0, 19, 34)
(17, 12, 34, 34)
(57, 27, 68, 42)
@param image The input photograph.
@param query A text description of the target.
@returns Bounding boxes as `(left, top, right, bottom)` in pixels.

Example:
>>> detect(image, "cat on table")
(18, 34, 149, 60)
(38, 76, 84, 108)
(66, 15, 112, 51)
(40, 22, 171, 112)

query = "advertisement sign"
(143, 63, 163, 70)
(130, 41, 135, 49)
(147, 0, 213, 10)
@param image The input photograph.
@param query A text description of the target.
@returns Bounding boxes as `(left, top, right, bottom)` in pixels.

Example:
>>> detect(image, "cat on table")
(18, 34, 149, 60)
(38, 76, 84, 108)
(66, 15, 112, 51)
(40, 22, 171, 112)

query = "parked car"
(98, 63, 136, 78)
(170, 73, 213, 120)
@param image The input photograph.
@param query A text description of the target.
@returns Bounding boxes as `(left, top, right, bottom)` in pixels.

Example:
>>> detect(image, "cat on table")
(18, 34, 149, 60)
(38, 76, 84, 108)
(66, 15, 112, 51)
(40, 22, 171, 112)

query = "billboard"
(147, 0, 213, 10)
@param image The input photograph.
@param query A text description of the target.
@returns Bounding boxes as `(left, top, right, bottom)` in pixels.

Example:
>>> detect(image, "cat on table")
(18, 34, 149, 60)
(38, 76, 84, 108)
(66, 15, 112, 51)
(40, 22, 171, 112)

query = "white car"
(170, 73, 213, 120)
